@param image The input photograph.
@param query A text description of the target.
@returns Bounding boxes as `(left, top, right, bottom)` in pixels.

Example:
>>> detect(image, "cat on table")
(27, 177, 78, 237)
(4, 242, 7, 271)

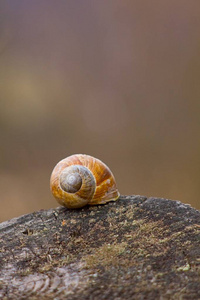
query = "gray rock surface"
(0, 195, 200, 299)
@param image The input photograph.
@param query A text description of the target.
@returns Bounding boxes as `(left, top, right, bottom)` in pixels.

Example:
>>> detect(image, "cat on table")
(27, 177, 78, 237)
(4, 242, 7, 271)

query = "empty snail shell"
(50, 154, 120, 208)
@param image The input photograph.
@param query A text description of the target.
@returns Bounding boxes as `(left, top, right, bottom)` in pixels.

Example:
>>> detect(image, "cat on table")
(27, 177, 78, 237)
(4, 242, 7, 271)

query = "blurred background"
(0, 0, 200, 222)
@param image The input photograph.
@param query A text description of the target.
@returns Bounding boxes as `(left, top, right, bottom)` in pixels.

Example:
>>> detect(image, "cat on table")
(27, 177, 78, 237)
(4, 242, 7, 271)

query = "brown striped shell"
(50, 154, 120, 208)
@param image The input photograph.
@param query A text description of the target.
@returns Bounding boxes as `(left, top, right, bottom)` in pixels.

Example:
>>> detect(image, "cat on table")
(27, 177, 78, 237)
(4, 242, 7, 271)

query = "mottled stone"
(0, 195, 200, 299)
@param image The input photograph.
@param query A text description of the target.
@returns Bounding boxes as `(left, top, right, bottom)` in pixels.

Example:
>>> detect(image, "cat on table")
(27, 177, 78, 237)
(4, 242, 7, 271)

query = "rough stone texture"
(0, 195, 200, 299)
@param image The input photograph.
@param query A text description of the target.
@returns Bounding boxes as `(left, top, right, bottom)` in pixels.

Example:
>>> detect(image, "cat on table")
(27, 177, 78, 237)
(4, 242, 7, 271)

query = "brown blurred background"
(0, 1, 200, 222)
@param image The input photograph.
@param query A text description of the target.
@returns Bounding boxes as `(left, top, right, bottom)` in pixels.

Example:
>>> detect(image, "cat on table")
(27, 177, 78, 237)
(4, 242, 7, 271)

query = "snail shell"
(50, 154, 120, 208)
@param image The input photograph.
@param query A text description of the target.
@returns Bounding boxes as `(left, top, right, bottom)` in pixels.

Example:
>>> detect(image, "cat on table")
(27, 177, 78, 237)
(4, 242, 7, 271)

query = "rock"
(0, 195, 200, 299)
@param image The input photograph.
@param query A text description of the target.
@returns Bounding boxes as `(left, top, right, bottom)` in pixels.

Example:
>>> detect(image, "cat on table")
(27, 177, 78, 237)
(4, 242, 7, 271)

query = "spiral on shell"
(50, 154, 120, 208)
